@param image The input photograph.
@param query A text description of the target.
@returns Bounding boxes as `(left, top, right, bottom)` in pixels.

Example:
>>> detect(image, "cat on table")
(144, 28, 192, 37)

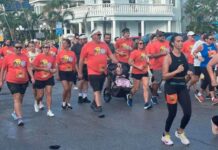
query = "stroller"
(103, 63, 133, 103)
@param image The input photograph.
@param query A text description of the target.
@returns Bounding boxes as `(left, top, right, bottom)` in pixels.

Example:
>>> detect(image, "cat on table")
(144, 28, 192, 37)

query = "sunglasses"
(97, 34, 102, 36)
(43, 46, 50, 49)
(209, 38, 215, 41)
(15, 46, 22, 49)
(138, 43, 144, 45)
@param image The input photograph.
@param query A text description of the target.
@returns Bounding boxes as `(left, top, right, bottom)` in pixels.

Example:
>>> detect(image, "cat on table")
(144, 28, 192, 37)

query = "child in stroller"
(103, 63, 133, 103)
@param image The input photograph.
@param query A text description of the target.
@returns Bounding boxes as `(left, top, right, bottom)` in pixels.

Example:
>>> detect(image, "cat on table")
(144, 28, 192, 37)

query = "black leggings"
(164, 84, 192, 132)
(201, 67, 214, 91)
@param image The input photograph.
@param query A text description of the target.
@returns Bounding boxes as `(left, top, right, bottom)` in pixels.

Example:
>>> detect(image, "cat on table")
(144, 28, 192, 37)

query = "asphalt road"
(0, 81, 218, 150)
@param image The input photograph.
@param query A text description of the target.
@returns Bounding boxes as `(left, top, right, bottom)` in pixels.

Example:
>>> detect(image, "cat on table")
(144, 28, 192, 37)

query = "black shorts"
(59, 71, 77, 82)
(7, 82, 28, 95)
(194, 66, 201, 76)
(89, 74, 106, 92)
(188, 64, 194, 72)
(33, 76, 55, 89)
(82, 65, 88, 81)
(132, 73, 148, 80)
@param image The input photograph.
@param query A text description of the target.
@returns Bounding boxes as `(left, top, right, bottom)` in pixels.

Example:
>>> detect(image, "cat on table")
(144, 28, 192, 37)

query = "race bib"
(16, 69, 25, 79)
(166, 93, 178, 104)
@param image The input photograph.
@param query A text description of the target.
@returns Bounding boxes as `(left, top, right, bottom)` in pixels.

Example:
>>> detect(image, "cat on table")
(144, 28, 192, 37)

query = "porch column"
(91, 21, 95, 31)
(79, 22, 82, 34)
(141, 20, 145, 36)
(168, 20, 171, 32)
(112, 20, 116, 42)
(64, 25, 67, 35)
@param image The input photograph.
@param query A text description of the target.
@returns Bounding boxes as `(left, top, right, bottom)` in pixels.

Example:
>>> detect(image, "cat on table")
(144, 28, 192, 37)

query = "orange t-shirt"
(49, 46, 58, 57)
(115, 38, 134, 63)
(145, 42, 155, 70)
(130, 49, 149, 74)
(182, 40, 195, 64)
(33, 53, 55, 81)
(2, 54, 30, 84)
(56, 50, 77, 72)
(149, 40, 170, 70)
(0, 46, 14, 56)
(80, 41, 112, 75)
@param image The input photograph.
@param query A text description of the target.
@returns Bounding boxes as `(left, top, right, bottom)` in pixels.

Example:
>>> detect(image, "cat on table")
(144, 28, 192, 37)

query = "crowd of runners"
(0, 28, 218, 146)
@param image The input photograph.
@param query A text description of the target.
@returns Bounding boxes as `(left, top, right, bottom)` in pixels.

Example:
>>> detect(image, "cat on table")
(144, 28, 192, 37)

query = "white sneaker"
(47, 110, 55, 117)
(73, 86, 78, 90)
(39, 102, 45, 110)
(161, 133, 174, 146)
(34, 103, 39, 112)
(175, 131, 190, 145)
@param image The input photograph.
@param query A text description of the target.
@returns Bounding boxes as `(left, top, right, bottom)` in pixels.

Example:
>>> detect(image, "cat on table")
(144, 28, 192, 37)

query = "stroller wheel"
(103, 88, 111, 103)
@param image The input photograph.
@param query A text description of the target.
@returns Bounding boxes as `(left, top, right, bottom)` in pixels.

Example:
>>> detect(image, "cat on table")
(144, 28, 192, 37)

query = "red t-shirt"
(130, 49, 149, 74)
(80, 41, 112, 75)
(21, 48, 28, 56)
(115, 38, 134, 63)
(0, 56, 4, 69)
(56, 50, 77, 72)
(149, 40, 170, 70)
(33, 53, 55, 81)
(182, 40, 195, 64)
(2, 54, 30, 84)
(0, 46, 14, 56)
(49, 46, 58, 57)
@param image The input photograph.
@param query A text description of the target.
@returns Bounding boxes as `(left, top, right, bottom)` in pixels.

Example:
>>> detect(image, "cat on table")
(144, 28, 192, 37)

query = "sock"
(79, 93, 83, 97)
(62, 102, 66, 106)
(83, 92, 87, 98)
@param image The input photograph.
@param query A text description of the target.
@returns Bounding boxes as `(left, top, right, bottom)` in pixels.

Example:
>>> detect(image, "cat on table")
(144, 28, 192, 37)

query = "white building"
(29, 0, 184, 40)
(65, 0, 182, 40)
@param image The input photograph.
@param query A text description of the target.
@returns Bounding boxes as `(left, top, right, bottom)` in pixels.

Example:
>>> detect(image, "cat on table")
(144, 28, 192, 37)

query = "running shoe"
(126, 94, 133, 107)
(62, 102, 67, 109)
(151, 96, 158, 105)
(11, 112, 18, 121)
(90, 101, 97, 112)
(34, 103, 39, 112)
(161, 133, 174, 146)
(205, 95, 211, 100)
(67, 103, 73, 109)
(212, 97, 218, 105)
(144, 102, 152, 110)
(73, 86, 78, 90)
(78, 96, 83, 103)
(39, 102, 45, 110)
(83, 97, 91, 103)
(17, 118, 24, 126)
(175, 130, 190, 145)
(95, 106, 105, 118)
(47, 110, 55, 117)
(194, 92, 204, 103)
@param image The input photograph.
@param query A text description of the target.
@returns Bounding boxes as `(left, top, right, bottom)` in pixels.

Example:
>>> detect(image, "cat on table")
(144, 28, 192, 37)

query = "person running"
(115, 28, 134, 106)
(0, 42, 35, 126)
(128, 40, 152, 109)
(49, 40, 58, 57)
(32, 43, 56, 116)
(193, 34, 218, 104)
(188, 33, 206, 91)
(0, 40, 14, 56)
(75, 35, 91, 104)
(149, 30, 170, 105)
(56, 39, 78, 109)
(78, 29, 119, 118)
(161, 34, 191, 146)
(182, 31, 195, 87)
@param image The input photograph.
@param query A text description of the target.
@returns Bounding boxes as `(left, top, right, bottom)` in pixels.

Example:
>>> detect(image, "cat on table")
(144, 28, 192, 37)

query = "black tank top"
(166, 52, 188, 84)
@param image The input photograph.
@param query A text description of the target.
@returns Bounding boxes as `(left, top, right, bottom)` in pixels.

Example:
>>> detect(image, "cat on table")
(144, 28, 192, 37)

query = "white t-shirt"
(191, 40, 205, 67)
(28, 51, 39, 63)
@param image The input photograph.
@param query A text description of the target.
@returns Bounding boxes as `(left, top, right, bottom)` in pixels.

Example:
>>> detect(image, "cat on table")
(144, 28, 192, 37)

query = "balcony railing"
(67, 3, 174, 19)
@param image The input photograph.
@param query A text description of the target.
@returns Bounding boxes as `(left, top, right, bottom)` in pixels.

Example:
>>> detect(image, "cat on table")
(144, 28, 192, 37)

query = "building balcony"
(67, 3, 174, 20)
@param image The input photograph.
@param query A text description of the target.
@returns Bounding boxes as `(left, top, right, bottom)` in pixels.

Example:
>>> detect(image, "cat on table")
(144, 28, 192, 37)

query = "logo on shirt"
(40, 59, 51, 69)
(13, 59, 26, 67)
(62, 55, 73, 63)
(140, 53, 146, 60)
(189, 45, 193, 51)
(94, 47, 106, 55)
(121, 43, 131, 50)
(160, 46, 169, 52)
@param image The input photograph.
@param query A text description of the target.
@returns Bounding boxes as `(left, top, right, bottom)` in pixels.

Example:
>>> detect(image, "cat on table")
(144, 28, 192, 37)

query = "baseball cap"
(91, 29, 101, 36)
(187, 31, 195, 36)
